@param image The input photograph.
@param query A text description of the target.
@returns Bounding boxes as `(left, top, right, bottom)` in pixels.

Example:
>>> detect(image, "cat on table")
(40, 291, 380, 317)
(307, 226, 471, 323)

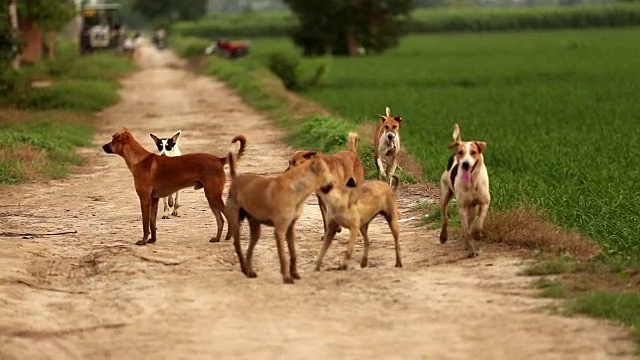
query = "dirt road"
(0, 44, 635, 359)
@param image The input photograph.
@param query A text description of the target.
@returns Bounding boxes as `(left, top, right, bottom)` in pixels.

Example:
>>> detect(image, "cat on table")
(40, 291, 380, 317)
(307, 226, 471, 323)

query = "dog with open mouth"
(439, 123, 490, 258)
(374, 107, 403, 184)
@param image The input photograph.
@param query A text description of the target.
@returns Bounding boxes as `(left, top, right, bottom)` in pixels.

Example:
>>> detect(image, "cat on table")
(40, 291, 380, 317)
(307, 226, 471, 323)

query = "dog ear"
(394, 116, 403, 123)
(150, 133, 159, 143)
(302, 151, 317, 160)
(452, 123, 461, 143)
(447, 142, 459, 150)
(171, 131, 181, 143)
(121, 132, 131, 142)
(378, 115, 387, 122)
(345, 177, 357, 188)
(475, 141, 486, 154)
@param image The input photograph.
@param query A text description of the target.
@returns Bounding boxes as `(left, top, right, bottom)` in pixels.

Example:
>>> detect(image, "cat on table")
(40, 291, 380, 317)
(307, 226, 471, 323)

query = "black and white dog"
(150, 131, 182, 219)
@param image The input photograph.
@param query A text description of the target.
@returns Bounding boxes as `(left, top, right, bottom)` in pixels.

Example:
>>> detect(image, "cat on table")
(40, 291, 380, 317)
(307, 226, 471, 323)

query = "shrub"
(267, 50, 329, 91)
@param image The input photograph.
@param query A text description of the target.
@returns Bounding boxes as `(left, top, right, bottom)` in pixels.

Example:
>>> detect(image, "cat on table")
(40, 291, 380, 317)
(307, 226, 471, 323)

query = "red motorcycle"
(205, 39, 250, 59)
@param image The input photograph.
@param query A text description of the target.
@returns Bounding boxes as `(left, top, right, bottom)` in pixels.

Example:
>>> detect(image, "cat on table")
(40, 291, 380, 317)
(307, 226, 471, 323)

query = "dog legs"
(136, 196, 151, 245)
(244, 219, 261, 278)
(147, 198, 160, 244)
(171, 191, 180, 217)
(339, 226, 360, 270)
(439, 187, 454, 244)
(204, 188, 226, 242)
(274, 225, 294, 284)
(376, 157, 387, 180)
(389, 215, 403, 268)
(162, 196, 171, 219)
(286, 222, 300, 280)
(228, 200, 247, 275)
(360, 223, 370, 268)
(473, 203, 489, 241)
(315, 222, 339, 271)
(459, 205, 479, 258)
(387, 159, 398, 185)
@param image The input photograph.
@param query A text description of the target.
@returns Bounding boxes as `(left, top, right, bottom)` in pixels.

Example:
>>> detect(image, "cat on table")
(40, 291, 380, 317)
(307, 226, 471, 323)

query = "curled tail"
(347, 132, 359, 152)
(391, 175, 400, 192)
(231, 134, 247, 160)
(227, 151, 237, 180)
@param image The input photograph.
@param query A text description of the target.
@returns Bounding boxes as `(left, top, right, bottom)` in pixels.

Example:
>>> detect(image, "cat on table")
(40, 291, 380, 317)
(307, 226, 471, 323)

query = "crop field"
(235, 28, 640, 258)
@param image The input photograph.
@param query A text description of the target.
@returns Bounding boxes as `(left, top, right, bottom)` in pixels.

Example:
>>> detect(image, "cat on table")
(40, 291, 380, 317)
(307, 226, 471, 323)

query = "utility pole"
(8, 0, 20, 70)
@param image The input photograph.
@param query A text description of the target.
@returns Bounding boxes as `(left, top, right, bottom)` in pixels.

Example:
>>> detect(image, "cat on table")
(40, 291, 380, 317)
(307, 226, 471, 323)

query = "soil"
(0, 43, 636, 359)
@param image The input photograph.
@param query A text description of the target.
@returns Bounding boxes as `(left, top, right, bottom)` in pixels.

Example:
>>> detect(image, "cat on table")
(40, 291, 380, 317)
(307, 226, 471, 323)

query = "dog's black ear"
(346, 177, 357, 188)
(150, 134, 160, 143)
(378, 115, 387, 122)
(394, 116, 403, 123)
(303, 151, 317, 159)
(475, 141, 487, 154)
(172, 131, 181, 143)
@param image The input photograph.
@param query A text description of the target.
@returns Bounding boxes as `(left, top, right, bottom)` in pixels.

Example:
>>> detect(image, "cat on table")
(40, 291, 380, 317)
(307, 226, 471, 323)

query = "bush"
(16, 79, 120, 112)
(289, 115, 354, 153)
(171, 36, 211, 59)
(172, 13, 295, 38)
(267, 50, 328, 91)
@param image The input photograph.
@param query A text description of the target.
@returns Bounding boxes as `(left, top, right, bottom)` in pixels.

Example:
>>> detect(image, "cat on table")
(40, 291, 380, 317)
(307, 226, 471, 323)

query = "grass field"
(287, 28, 640, 259)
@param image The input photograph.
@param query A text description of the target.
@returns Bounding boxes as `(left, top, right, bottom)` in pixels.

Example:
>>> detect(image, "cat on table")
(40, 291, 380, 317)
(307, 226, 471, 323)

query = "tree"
(283, 0, 415, 56)
(132, 0, 208, 22)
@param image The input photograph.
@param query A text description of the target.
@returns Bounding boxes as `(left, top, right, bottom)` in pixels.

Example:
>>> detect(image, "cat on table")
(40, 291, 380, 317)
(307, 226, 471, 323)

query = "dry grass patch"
(483, 206, 600, 259)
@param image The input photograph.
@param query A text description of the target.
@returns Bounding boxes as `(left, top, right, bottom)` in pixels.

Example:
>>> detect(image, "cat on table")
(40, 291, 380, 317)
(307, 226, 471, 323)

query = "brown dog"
(287, 132, 364, 233)
(439, 123, 490, 258)
(226, 151, 334, 284)
(102, 128, 246, 245)
(374, 107, 403, 184)
(315, 176, 402, 271)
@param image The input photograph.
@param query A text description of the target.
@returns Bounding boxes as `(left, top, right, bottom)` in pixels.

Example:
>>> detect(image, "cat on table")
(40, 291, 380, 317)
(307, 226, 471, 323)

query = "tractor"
(79, 1, 123, 55)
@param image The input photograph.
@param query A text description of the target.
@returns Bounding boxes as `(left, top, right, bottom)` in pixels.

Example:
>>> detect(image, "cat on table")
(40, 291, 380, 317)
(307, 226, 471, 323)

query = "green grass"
(1, 41, 134, 183)
(570, 292, 640, 341)
(288, 28, 640, 259)
(172, 12, 296, 38)
(523, 256, 578, 276)
(0, 113, 94, 184)
(534, 278, 566, 299)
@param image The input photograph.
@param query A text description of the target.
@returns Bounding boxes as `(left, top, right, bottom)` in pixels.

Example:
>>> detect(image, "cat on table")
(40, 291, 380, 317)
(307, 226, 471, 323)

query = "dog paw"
(360, 258, 368, 268)
(171, 211, 179, 217)
(162, 215, 170, 219)
(146, 237, 157, 244)
(338, 264, 348, 271)
(335, 226, 342, 233)
(245, 270, 257, 278)
(439, 230, 448, 244)
(209, 237, 221, 243)
(224, 232, 232, 241)
(395, 260, 403, 268)
(282, 277, 294, 284)
(467, 250, 480, 258)
(135, 239, 147, 246)
(291, 271, 301, 280)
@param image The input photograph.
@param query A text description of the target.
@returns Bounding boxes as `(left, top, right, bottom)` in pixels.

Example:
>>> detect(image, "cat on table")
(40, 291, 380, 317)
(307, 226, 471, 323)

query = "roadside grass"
(0, 110, 93, 184)
(1, 41, 134, 184)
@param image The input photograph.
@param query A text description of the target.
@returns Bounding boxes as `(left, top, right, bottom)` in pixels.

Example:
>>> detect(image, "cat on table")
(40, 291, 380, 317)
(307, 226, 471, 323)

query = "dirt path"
(0, 43, 636, 360)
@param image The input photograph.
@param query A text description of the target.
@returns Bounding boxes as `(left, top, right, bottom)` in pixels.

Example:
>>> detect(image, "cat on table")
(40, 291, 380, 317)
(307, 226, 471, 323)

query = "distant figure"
(153, 28, 167, 49)
(123, 35, 135, 59)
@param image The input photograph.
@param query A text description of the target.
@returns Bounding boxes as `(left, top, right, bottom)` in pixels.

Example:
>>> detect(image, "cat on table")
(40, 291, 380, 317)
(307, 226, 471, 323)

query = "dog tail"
(391, 175, 400, 192)
(385, 107, 391, 117)
(227, 151, 237, 180)
(231, 135, 247, 160)
(347, 132, 359, 152)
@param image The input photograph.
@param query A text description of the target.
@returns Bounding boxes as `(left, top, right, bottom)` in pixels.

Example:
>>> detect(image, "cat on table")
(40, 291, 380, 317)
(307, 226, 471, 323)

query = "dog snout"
(387, 133, 395, 140)
(461, 161, 470, 170)
(102, 143, 113, 154)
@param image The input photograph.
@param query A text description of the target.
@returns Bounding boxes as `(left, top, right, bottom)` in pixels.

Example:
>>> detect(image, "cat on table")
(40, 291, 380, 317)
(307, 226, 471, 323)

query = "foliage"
(132, 0, 207, 22)
(407, 4, 640, 33)
(569, 292, 640, 341)
(266, 50, 328, 91)
(172, 12, 295, 38)
(17, 0, 76, 30)
(282, 0, 415, 56)
(292, 28, 640, 258)
(170, 36, 210, 59)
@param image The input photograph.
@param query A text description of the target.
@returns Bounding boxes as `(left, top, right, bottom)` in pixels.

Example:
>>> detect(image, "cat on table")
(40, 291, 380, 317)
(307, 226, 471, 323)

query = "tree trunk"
(8, 0, 20, 70)
(47, 32, 57, 60)
(346, 23, 357, 57)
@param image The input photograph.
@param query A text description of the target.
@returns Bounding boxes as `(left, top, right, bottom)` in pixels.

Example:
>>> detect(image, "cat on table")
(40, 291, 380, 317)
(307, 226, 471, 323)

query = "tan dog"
(102, 129, 246, 245)
(287, 132, 364, 233)
(374, 107, 403, 184)
(439, 123, 490, 258)
(226, 151, 333, 284)
(315, 176, 402, 271)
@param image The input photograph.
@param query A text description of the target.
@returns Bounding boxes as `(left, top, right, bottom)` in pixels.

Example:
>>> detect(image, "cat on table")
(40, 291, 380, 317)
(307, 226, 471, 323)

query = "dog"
(150, 131, 182, 219)
(439, 123, 490, 258)
(286, 132, 364, 235)
(102, 128, 246, 245)
(226, 151, 334, 284)
(374, 107, 403, 184)
(314, 176, 402, 271)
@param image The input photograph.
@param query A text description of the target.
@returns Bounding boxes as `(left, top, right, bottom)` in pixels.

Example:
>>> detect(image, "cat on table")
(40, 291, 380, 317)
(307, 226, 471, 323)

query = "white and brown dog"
(374, 107, 402, 184)
(439, 123, 490, 258)
(150, 131, 182, 219)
